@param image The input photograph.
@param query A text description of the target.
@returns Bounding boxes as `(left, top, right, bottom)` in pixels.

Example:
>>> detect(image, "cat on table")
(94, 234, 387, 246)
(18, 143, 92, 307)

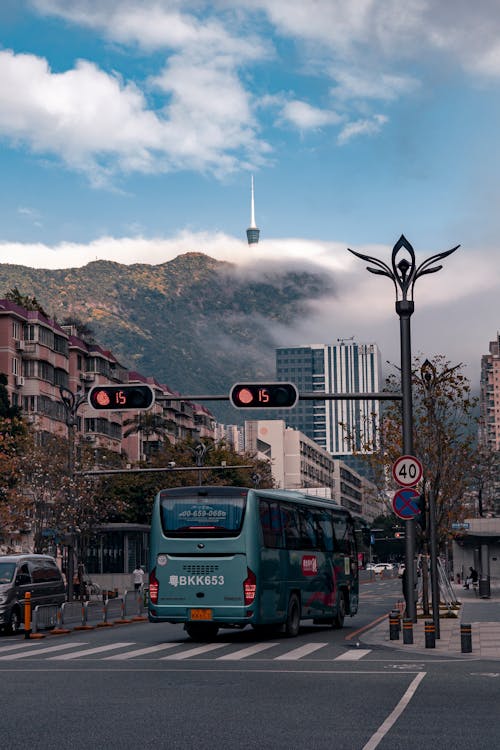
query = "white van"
(0, 554, 66, 634)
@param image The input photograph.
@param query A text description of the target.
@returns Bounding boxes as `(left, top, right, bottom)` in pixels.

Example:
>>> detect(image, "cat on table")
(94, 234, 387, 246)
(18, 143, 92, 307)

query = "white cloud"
(0, 49, 269, 183)
(280, 100, 341, 130)
(337, 114, 388, 144)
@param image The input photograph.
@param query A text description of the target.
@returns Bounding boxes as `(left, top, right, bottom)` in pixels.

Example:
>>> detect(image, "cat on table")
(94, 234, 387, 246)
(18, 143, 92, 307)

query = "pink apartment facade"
(0, 299, 215, 460)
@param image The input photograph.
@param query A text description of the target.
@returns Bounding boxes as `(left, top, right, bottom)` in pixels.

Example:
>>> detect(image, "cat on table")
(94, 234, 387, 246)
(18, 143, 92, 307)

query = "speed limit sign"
(392, 455, 423, 487)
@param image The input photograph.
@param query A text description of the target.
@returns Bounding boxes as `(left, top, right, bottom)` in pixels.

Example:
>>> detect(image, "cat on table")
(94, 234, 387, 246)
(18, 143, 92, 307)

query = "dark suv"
(0, 554, 66, 634)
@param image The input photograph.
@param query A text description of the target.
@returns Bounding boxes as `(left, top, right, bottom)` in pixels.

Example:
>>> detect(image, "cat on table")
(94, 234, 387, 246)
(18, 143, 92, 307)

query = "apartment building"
(0, 299, 215, 460)
(479, 333, 500, 450)
(244, 419, 381, 522)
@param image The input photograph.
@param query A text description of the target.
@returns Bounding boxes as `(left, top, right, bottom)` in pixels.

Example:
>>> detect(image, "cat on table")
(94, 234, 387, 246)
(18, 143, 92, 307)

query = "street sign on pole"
(392, 488, 421, 520)
(392, 455, 423, 488)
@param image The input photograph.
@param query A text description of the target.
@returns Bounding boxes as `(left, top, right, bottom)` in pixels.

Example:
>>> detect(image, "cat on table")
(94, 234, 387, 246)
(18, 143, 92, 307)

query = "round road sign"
(392, 488, 421, 520)
(392, 455, 423, 488)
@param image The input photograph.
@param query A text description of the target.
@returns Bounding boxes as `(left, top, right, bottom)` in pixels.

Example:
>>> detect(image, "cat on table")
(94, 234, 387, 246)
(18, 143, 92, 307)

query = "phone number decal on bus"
(169, 575, 225, 587)
(178, 509, 227, 519)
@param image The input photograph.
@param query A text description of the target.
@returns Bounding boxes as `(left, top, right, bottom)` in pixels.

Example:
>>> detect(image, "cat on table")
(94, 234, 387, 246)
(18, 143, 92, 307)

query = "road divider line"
(362, 671, 426, 750)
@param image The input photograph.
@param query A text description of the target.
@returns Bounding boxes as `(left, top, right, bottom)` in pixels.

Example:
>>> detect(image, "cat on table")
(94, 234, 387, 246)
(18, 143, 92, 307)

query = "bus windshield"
(160, 490, 247, 537)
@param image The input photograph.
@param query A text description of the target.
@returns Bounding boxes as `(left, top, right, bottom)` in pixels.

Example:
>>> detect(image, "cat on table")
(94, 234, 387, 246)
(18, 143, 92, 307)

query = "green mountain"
(0, 252, 332, 421)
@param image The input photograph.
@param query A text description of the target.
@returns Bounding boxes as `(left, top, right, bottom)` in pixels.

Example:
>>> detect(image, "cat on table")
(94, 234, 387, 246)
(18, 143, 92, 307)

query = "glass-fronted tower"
(275, 341, 382, 458)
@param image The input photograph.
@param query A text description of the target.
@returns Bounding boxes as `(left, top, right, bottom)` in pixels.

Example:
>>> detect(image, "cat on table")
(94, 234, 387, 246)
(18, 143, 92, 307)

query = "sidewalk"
(359, 580, 500, 659)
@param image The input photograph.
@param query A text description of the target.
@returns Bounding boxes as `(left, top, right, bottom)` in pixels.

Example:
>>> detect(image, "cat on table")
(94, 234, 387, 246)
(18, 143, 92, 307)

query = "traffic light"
(229, 382, 298, 409)
(88, 384, 155, 411)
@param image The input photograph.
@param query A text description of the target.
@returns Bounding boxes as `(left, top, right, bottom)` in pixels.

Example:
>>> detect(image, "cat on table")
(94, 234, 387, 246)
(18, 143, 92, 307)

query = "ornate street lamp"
(349, 235, 459, 621)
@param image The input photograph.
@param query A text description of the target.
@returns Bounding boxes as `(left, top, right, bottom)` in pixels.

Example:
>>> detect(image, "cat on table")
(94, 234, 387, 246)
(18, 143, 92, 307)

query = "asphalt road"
(1, 576, 498, 750)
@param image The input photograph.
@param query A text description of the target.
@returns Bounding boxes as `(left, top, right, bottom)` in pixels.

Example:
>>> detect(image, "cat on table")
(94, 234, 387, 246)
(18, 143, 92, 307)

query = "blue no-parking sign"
(392, 487, 421, 520)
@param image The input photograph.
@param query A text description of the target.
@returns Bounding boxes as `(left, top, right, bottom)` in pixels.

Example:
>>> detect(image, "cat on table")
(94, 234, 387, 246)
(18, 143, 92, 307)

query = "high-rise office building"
(275, 341, 382, 458)
(480, 333, 500, 450)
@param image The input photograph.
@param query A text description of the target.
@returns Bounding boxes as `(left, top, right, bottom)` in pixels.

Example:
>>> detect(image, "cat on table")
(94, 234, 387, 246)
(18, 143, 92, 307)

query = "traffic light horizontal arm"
(158, 391, 402, 402)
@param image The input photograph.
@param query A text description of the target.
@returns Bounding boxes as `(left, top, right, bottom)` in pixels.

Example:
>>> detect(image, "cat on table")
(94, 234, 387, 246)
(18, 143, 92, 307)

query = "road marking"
(274, 643, 328, 660)
(362, 671, 426, 750)
(162, 643, 230, 660)
(335, 649, 371, 661)
(217, 643, 278, 660)
(0, 642, 88, 660)
(49, 642, 134, 660)
(103, 644, 178, 660)
(0, 641, 42, 654)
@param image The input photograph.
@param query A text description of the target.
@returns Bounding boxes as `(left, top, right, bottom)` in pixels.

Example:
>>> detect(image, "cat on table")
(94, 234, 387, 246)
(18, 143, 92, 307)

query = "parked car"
(0, 554, 66, 634)
(371, 563, 394, 574)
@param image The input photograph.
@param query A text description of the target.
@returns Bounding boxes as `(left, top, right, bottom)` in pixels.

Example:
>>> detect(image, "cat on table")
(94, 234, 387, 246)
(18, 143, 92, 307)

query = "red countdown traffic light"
(88, 384, 155, 411)
(230, 382, 298, 409)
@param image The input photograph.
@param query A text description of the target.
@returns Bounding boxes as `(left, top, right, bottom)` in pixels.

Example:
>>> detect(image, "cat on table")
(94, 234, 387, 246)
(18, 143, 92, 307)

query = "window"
(259, 500, 283, 548)
(282, 505, 301, 550)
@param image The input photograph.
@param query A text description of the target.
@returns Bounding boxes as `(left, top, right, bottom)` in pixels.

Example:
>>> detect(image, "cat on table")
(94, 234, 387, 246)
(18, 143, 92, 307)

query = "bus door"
(258, 499, 286, 621)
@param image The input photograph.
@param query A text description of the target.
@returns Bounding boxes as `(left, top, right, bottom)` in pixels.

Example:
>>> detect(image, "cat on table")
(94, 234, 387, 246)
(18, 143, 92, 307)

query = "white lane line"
(335, 649, 372, 661)
(217, 643, 278, 661)
(103, 644, 178, 660)
(0, 642, 88, 660)
(362, 672, 427, 750)
(49, 642, 134, 660)
(274, 643, 328, 660)
(162, 643, 230, 660)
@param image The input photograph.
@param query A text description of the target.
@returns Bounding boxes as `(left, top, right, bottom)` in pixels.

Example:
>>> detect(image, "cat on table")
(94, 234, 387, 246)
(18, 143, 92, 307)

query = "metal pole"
(428, 486, 440, 637)
(397, 300, 416, 622)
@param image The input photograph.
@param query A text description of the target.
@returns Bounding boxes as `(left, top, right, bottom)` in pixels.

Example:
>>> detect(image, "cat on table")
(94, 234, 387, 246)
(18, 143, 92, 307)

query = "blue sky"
(1, 0, 500, 386)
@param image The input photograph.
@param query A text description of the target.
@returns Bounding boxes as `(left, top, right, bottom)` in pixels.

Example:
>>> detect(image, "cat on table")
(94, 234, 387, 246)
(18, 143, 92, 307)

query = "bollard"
(424, 620, 436, 649)
(389, 611, 400, 640)
(461, 623, 472, 653)
(24, 591, 32, 639)
(402, 618, 414, 645)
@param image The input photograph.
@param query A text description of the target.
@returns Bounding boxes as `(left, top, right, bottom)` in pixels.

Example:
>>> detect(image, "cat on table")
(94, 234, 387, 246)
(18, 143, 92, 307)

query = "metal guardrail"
(61, 601, 86, 628)
(85, 599, 105, 627)
(32, 604, 60, 633)
(123, 590, 146, 618)
(104, 596, 124, 624)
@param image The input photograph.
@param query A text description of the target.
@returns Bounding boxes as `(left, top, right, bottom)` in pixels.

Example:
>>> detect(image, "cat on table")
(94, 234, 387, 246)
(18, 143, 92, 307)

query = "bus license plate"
(190, 608, 213, 621)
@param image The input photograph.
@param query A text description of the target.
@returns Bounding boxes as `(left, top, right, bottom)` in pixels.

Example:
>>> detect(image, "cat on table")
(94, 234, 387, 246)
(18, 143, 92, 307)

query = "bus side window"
(299, 509, 317, 550)
(282, 505, 301, 550)
(259, 500, 283, 548)
(318, 512, 334, 553)
(332, 515, 349, 553)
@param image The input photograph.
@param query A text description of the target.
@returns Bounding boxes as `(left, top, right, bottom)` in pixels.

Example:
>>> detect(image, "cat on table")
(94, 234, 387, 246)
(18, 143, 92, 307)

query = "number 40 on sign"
(392, 455, 423, 488)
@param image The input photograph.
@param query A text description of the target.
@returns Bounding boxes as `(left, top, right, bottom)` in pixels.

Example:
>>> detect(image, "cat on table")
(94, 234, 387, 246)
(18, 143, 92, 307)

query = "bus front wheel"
(185, 622, 219, 642)
(333, 592, 346, 629)
(284, 593, 301, 637)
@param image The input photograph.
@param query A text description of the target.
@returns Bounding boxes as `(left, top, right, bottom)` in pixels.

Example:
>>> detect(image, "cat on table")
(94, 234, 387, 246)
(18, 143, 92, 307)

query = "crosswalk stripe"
(0, 642, 88, 660)
(217, 643, 278, 660)
(0, 641, 41, 654)
(49, 642, 135, 660)
(334, 649, 371, 661)
(162, 643, 230, 660)
(103, 643, 178, 660)
(274, 643, 328, 660)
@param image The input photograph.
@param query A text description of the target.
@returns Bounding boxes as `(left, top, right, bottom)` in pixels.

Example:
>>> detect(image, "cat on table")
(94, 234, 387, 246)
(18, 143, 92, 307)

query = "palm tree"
(122, 412, 177, 460)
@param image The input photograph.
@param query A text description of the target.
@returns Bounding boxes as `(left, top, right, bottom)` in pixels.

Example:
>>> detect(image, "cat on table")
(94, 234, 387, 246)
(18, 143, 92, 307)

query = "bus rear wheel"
(284, 593, 301, 637)
(333, 591, 346, 629)
(184, 623, 219, 642)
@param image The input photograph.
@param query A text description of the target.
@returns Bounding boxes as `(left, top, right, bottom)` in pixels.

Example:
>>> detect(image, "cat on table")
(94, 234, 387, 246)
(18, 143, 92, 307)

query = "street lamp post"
(349, 235, 459, 621)
(59, 386, 87, 601)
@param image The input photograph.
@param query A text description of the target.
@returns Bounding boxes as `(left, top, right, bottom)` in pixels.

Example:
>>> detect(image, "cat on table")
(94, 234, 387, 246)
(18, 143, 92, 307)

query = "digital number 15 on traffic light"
(229, 382, 298, 409)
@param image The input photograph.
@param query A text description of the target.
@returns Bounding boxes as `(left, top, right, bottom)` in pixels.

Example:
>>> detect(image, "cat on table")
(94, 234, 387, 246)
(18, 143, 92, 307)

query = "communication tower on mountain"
(246, 175, 260, 245)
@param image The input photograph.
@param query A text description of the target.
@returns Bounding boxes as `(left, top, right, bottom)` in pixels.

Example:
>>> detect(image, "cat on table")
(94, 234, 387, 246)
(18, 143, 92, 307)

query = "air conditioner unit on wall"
(15, 340, 25, 351)
(15, 375, 25, 387)
(81, 373, 95, 382)
(83, 434, 96, 443)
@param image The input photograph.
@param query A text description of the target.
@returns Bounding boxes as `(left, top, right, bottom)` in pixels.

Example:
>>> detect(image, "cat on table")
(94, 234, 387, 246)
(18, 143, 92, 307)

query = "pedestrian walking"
(132, 565, 145, 591)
